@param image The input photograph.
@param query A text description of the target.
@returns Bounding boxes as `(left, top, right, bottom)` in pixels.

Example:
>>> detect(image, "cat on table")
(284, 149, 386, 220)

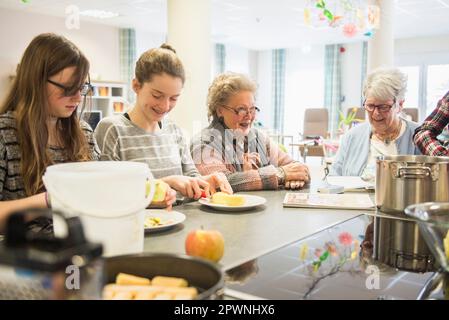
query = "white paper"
(283, 193, 375, 210)
(326, 176, 374, 191)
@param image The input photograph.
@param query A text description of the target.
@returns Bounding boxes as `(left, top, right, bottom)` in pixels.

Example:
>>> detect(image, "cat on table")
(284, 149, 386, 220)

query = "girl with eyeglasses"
(191, 72, 310, 191)
(0, 33, 100, 233)
(330, 67, 421, 179)
(95, 45, 232, 202)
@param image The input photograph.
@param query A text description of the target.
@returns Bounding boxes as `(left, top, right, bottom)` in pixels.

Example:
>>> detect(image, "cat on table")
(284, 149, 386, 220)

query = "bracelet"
(275, 167, 286, 185)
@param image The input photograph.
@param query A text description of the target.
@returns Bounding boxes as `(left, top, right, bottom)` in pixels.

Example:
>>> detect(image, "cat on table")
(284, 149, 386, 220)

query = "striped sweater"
(0, 111, 100, 200)
(94, 114, 200, 179)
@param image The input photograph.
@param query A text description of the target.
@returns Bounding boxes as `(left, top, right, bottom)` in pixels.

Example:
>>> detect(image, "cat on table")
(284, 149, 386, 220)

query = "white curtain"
(324, 44, 342, 135)
(272, 48, 286, 134)
(215, 43, 226, 75)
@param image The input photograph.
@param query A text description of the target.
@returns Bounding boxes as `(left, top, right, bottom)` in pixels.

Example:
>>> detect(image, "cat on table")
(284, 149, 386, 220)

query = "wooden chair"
(347, 107, 366, 121)
(402, 107, 419, 122)
(301, 108, 329, 139)
(298, 142, 326, 162)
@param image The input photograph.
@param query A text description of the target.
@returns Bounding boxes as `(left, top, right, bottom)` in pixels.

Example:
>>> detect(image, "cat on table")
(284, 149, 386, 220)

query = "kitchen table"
(143, 166, 371, 271)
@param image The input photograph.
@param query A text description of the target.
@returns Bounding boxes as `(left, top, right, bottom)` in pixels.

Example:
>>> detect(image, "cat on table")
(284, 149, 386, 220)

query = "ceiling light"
(80, 10, 119, 19)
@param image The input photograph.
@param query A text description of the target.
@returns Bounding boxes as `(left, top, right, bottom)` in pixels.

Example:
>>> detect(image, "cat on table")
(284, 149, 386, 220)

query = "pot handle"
(397, 166, 432, 179)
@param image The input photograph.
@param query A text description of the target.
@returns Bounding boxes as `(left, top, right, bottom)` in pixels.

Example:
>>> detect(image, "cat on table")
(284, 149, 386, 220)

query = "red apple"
(185, 229, 224, 263)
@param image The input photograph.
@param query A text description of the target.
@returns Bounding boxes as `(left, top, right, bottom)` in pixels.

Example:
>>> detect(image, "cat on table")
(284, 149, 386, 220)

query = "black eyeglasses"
(222, 105, 260, 117)
(47, 75, 93, 97)
(363, 99, 396, 113)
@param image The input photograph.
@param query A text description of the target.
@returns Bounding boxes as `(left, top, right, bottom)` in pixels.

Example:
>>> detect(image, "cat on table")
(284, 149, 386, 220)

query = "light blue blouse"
(329, 119, 421, 176)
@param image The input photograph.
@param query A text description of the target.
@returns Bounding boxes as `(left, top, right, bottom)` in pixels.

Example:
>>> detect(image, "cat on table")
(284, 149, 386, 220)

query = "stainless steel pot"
(376, 155, 449, 213)
(373, 214, 436, 273)
(104, 253, 224, 300)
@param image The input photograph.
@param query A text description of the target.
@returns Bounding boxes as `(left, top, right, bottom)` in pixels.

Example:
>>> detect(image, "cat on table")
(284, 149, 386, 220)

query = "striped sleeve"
(94, 118, 121, 161)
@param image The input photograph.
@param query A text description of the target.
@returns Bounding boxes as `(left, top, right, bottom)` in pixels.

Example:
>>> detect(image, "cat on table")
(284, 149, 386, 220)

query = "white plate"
(144, 209, 186, 232)
(198, 194, 267, 212)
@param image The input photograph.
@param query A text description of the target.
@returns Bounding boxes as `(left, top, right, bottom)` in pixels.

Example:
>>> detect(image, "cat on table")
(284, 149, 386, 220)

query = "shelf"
(91, 96, 111, 99)
(88, 81, 127, 118)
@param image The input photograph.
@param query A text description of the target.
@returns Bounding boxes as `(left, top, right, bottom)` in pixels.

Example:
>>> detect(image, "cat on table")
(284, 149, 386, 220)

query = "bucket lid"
(45, 161, 151, 175)
(0, 209, 102, 272)
(42, 161, 153, 218)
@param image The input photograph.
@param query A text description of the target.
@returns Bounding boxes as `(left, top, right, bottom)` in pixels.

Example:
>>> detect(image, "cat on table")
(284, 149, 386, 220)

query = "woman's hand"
(201, 172, 233, 195)
(162, 175, 210, 200)
(281, 162, 310, 183)
(242, 152, 261, 171)
(285, 180, 305, 190)
(0, 193, 47, 233)
(149, 181, 177, 210)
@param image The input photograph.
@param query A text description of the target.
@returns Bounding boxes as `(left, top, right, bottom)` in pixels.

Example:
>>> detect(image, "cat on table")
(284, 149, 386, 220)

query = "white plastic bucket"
(43, 161, 155, 257)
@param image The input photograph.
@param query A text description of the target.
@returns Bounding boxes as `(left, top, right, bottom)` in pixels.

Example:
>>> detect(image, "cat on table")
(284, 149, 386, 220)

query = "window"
(426, 64, 449, 117)
(398, 66, 420, 108)
(284, 47, 325, 137)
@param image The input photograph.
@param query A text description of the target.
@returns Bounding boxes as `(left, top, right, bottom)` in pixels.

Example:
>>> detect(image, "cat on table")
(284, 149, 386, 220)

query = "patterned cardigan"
(190, 121, 294, 192)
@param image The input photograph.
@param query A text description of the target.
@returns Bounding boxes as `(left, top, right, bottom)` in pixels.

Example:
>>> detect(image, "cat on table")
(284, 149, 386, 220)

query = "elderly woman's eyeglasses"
(222, 105, 260, 117)
(363, 99, 396, 113)
(47, 75, 93, 97)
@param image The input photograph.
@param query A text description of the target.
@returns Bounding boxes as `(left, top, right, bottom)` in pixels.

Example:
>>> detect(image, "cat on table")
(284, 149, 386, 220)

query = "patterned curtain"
(215, 43, 226, 75)
(324, 44, 342, 135)
(272, 49, 286, 134)
(119, 28, 136, 103)
(360, 41, 368, 105)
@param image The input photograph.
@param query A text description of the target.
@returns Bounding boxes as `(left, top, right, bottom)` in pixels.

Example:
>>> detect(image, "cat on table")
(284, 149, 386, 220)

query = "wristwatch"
(275, 167, 286, 185)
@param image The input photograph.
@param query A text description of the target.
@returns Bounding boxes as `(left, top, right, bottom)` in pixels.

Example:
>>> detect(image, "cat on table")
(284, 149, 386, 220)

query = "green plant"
(278, 143, 288, 153)
(338, 107, 364, 128)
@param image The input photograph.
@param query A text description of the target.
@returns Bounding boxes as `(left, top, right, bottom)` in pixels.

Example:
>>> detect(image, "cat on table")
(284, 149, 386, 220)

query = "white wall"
(395, 35, 449, 65)
(0, 8, 120, 103)
(135, 30, 166, 57)
(248, 50, 259, 81)
(225, 44, 250, 74)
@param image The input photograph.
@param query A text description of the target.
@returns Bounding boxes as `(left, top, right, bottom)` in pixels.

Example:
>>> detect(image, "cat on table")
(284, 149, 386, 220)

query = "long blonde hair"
(0, 33, 92, 195)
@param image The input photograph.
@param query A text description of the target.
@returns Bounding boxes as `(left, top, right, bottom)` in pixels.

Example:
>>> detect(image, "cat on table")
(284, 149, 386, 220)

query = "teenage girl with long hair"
(0, 33, 99, 232)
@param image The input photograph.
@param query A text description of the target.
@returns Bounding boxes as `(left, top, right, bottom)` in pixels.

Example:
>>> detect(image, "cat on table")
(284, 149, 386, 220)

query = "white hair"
(363, 67, 408, 102)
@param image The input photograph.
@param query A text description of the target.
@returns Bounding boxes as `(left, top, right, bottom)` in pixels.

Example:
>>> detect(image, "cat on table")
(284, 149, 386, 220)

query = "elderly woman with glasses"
(191, 72, 310, 191)
(330, 67, 420, 179)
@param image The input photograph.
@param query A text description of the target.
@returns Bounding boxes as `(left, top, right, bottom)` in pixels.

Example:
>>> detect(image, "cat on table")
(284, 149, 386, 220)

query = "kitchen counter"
(143, 176, 371, 270)
(224, 214, 435, 300)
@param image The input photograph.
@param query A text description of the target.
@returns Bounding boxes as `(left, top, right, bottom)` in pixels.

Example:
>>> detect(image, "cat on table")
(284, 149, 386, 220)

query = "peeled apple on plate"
(211, 192, 245, 206)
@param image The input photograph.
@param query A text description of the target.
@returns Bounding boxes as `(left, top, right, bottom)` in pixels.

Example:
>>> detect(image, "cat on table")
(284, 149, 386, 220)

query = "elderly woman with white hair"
(330, 67, 421, 179)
